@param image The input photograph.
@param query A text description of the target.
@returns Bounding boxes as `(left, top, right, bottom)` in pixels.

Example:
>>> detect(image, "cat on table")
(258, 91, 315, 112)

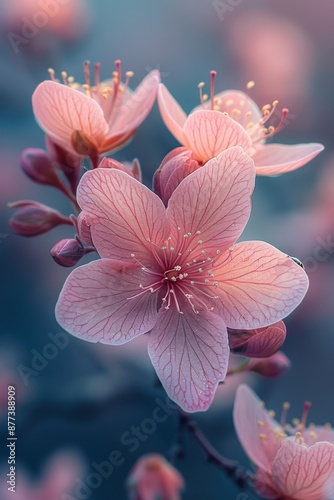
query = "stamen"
(61, 71, 68, 85)
(83, 61, 91, 88)
(48, 68, 57, 81)
(246, 80, 255, 90)
(300, 401, 312, 430)
(94, 63, 101, 87)
(280, 402, 290, 426)
(210, 70, 217, 110)
(198, 82, 205, 107)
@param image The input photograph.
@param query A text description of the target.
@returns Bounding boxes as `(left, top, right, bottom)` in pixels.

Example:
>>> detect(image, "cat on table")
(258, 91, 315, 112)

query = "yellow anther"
(259, 433, 267, 441)
(245, 111, 252, 118)
(125, 71, 134, 78)
(225, 99, 234, 106)
(67, 76, 75, 83)
(198, 82, 205, 88)
(232, 108, 241, 116)
(257, 420, 264, 427)
(308, 431, 317, 440)
(272, 99, 279, 107)
(48, 68, 55, 77)
(246, 122, 254, 129)
(262, 104, 271, 111)
(269, 410, 276, 418)
(283, 402, 290, 410)
(202, 94, 209, 101)
(246, 80, 255, 89)
(292, 418, 300, 427)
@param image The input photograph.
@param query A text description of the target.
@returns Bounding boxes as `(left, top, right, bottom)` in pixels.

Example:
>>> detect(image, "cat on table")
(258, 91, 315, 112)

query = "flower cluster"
(10, 62, 322, 413)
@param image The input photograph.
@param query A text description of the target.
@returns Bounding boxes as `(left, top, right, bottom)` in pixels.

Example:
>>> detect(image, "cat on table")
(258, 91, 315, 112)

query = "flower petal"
(148, 301, 229, 412)
(214, 241, 309, 329)
(55, 259, 158, 343)
(233, 384, 283, 473)
(228, 321, 286, 358)
(304, 427, 334, 445)
(272, 438, 334, 500)
(157, 84, 187, 144)
(167, 147, 255, 260)
(112, 70, 160, 135)
(32, 81, 109, 152)
(182, 110, 253, 163)
(77, 168, 168, 264)
(253, 143, 324, 176)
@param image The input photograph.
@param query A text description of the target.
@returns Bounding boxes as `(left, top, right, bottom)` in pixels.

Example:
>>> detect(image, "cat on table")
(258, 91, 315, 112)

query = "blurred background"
(0, 0, 333, 498)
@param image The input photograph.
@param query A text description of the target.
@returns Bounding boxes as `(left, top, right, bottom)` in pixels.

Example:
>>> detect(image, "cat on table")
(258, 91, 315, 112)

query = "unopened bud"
(98, 157, 141, 181)
(248, 352, 290, 378)
(8, 201, 71, 236)
(51, 238, 85, 267)
(20, 148, 62, 188)
(228, 321, 286, 358)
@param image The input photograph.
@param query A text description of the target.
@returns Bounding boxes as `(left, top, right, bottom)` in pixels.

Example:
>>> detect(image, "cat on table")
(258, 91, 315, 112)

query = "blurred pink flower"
(158, 76, 323, 175)
(3, 0, 91, 46)
(32, 62, 160, 164)
(234, 385, 334, 499)
(1, 450, 84, 500)
(127, 454, 184, 500)
(55, 147, 308, 412)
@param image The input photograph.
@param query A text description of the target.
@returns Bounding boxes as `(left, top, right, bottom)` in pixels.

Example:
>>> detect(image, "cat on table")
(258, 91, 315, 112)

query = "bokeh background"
(0, 0, 334, 498)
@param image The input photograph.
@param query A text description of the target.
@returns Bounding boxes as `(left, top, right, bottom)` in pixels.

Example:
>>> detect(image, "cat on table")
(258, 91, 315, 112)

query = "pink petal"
(167, 147, 255, 261)
(254, 469, 281, 499)
(253, 143, 324, 176)
(157, 84, 187, 144)
(111, 70, 160, 135)
(233, 384, 283, 473)
(55, 259, 158, 344)
(228, 321, 286, 358)
(193, 89, 262, 130)
(77, 168, 168, 264)
(32, 81, 109, 152)
(182, 110, 253, 163)
(148, 301, 229, 412)
(304, 426, 334, 446)
(214, 241, 309, 329)
(272, 438, 334, 500)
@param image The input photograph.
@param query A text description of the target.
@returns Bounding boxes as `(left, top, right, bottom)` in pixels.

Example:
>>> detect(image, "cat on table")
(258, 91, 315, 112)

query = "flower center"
(128, 232, 222, 315)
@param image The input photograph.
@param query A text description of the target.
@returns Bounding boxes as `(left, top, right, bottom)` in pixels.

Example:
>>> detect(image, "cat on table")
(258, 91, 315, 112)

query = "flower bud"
(153, 147, 200, 206)
(51, 239, 85, 267)
(8, 201, 72, 236)
(228, 321, 286, 358)
(98, 157, 142, 182)
(248, 352, 291, 378)
(126, 454, 184, 500)
(71, 130, 99, 167)
(20, 148, 62, 188)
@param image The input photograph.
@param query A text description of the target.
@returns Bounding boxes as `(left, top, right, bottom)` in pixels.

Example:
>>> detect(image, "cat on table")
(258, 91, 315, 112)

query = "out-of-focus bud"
(46, 136, 81, 193)
(247, 352, 291, 378)
(51, 238, 85, 267)
(76, 213, 93, 246)
(126, 454, 184, 500)
(153, 147, 200, 206)
(98, 157, 142, 182)
(20, 148, 64, 190)
(228, 321, 286, 358)
(8, 201, 72, 236)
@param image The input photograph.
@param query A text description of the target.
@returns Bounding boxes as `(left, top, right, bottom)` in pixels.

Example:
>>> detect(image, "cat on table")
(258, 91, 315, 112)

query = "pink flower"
(32, 62, 160, 164)
(55, 147, 308, 412)
(234, 385, 334, 499)
(1, 450, 84, 500)
(158, 74, 323, 175)
(126, 454, 184, 500)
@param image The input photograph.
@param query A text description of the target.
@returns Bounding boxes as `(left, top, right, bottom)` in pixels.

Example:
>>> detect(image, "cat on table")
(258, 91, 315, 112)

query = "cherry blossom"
(234, 385, 334, 499)
(55, 147, 308, 412)
(158, 73, 323, 174)
(32, 61, 160, 165)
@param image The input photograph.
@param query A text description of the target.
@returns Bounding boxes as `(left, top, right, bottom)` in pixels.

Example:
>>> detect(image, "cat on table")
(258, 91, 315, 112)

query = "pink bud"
(98, 157, 142, 181)
(153, 147, 200, 205)
(248, 352, 291, 378)
(51, 239, 85, 267)
(9, 201, 71, 236)
(228, 321, 286, 358)
(46, 136, 81, 192)
(127, 454, 184, 500)
(21, 148, 63, 188)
